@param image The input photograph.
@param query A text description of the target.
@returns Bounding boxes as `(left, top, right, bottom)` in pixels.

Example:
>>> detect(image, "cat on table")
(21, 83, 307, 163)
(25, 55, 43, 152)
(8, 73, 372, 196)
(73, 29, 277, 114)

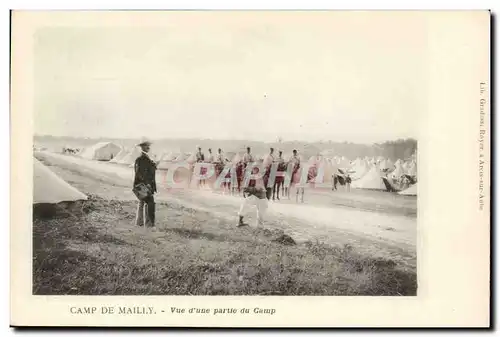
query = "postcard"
(10, 10, 490, 327)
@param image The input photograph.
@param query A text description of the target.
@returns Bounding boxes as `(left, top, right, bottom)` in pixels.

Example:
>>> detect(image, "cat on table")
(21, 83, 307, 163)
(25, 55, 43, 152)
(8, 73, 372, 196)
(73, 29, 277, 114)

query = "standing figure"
(205, 148, 215, 189)
(286, 149, 302, 200)
(237, 166, 268, 227)
(215, 148, 225, 166)
(195, 145, 206, 188)
(273, 150, 286, 200)
(134, 138, 157, 227)
(345, 174, 352, 192)
(240, 147, 254, 194)
(214, 148, 228, 193)
(206, 148, 214, 163)
(232, 157, 246, 196)
(242, 147, 254, 167)
(263, 147, 276, 200)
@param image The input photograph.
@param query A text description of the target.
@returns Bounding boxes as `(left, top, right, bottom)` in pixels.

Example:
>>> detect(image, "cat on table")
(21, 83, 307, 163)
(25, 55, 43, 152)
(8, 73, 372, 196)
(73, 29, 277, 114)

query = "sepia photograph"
(31, 12, 418, 296)
(10, 9, 490, 327)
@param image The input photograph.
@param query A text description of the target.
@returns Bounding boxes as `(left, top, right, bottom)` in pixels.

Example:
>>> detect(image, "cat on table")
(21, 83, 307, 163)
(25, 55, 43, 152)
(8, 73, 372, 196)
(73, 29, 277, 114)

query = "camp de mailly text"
(70, 306, 155, 315)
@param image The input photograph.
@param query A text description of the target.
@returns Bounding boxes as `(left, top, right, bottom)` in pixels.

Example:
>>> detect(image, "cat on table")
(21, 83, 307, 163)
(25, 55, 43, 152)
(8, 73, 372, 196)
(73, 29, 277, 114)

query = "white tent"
(312, 157, 334, 183)
(186, 153, 197, 165)
(117, 147, 142, 165)
(402, 161, 410, 173)
(80, 142, 121, 161)
(308, 155, 322, 166)
(351, 160, 370, 180)
(337, 157, 351, 169)
(407, 161, 418, 176)
(109, 148, 128, 163)
(162, 152, 178, 161)
(399, 183, 417, 196)
(33, 158, 87, 204)
(351, 166, 386, 190)
(326, 158, 338, 170)
(390, 163, 405, 180)
(351, 157, 362, 168)
(379, 159, 390, 170)
(174, 152, 190, 162)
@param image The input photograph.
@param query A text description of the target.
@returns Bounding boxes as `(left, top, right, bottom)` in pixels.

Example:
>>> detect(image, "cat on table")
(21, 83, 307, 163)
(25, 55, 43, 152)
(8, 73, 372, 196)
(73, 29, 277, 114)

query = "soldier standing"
(237, 165, 268, 227)
(242, 146, 254, 167)
(134, 138, 157, 227)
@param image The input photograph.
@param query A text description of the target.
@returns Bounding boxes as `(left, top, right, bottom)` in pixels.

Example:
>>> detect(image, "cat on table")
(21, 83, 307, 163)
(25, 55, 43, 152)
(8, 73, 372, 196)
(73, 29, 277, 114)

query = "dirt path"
(35, 151, 417, 271)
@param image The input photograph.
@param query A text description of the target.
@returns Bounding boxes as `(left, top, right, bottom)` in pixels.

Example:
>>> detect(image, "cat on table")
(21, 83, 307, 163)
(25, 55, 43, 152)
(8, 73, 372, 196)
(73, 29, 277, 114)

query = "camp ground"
(32, 139, 417, 296)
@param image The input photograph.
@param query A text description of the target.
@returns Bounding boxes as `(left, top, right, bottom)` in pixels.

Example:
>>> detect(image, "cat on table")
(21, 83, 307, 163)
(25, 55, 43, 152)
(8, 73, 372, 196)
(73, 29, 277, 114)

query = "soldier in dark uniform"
(134, 138, 157, 227)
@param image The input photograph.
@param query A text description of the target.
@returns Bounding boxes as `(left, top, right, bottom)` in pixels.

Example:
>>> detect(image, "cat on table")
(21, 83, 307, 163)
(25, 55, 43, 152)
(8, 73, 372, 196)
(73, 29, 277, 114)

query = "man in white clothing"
(237, 166, 269, 227)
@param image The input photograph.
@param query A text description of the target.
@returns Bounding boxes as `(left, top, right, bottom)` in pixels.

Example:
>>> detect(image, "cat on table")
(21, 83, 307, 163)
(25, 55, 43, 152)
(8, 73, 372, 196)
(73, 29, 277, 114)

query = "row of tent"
(348, 164, 417, 196)
(338, 157, 417, 195)
(77, 141, 417, 174)
(75, 142, 417, 195)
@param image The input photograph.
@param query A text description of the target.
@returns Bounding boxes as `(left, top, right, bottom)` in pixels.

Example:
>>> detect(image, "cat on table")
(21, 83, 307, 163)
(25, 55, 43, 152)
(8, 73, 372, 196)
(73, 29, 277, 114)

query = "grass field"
(33, 194, 416, 296)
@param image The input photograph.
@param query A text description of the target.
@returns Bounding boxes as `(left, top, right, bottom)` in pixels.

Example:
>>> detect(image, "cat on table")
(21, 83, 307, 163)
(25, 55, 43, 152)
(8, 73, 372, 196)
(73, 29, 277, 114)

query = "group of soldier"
(133, 138, 309, 229)
(191, 145, 299, 168)
(192, 145, 304, 190)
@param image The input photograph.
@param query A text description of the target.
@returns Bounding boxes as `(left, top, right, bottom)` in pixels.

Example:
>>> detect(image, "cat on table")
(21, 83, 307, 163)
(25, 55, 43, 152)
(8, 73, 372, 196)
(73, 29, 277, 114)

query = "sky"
(33, 12, 426, 144)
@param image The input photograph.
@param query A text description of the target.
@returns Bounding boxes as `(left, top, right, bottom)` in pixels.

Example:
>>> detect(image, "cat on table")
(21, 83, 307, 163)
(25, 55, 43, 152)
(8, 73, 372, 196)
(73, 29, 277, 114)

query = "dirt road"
(35, 151, 417, 271)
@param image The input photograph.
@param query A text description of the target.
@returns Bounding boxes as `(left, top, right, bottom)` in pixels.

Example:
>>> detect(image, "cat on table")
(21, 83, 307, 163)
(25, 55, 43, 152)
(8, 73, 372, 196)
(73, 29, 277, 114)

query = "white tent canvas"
(308, 155, 322, 166)
(386, 158, 394, 169)
(162, 152, 179, 161)
(402, 161, 410, 173)
(173, 153, 191, 162)
(407, 161, 418, 176)
(186, 153, 197, 165)
(80, 142, 121, 161)
(399, 183, 417, 196)
(351, 160, 369, 180)
(33, 158, 87, 204)
(378, 159, 390, 170)
(391, 163, 405, 180)
(118, 147, 142, 165)
(337, 157, 351, 169)
(351, 166, 386, 190)
(313, 157, 334, 183)
(351, 157, 361, 167)
(109, 148, 128, 163)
